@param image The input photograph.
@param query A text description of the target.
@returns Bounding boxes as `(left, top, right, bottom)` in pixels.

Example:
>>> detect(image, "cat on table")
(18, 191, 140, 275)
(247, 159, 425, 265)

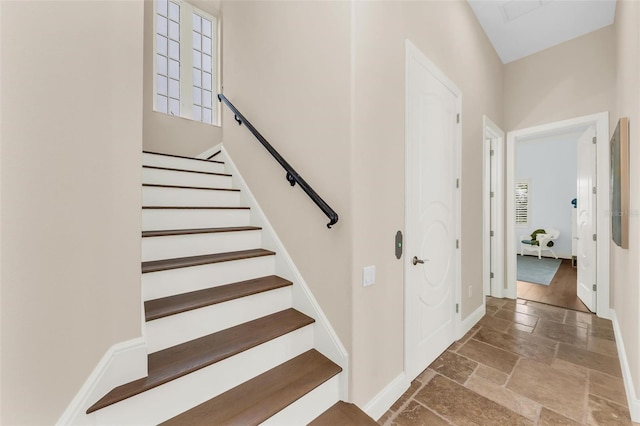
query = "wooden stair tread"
(145, 275, 292, 321)
(309, 401, 378, 426)
(160, 349, 342, 426)
(142, 249, 275, 273)
(143, 150, 224, 165)
(143, 165, 231, 177)
(86, 309, 314, 414)
(142, 226, 262, 238)
(143, 183, 240, 192)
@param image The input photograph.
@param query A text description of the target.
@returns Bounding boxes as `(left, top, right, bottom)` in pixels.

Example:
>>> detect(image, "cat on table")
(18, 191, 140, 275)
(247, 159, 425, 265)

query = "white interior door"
(489, 138, 498, 294)
(483, 117, 506, 298)
(576, 126, 597, 311)
(405, 41, 460, 380)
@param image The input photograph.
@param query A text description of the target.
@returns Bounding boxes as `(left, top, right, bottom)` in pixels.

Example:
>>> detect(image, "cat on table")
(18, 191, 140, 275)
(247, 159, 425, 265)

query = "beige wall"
(504, 25, 616, 131)
(0, 1, 143, 424)
(220, 0, 354, 360)
(221, 0, 503, 407)
(351, 0, 503, 406)
(143, 0, 223, 156)
(612, 0, 640, 398)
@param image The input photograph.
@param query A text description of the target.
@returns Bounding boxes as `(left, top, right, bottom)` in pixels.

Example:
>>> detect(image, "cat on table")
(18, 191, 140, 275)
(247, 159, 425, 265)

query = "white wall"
(1, 1, 144, 424)
(515, 133, 578, 258)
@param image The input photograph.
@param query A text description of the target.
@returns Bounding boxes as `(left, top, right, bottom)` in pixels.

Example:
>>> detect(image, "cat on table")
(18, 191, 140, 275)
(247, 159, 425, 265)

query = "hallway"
(380, 297, 634, 425)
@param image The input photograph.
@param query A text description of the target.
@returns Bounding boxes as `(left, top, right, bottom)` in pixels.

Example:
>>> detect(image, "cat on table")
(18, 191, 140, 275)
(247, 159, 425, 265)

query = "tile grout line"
(382, 370, 432, 425)
(385, 299, 629, 425)
(408, 372, 456, 425)
(470, 352, 543, 423)
(462, 360, 481, 388)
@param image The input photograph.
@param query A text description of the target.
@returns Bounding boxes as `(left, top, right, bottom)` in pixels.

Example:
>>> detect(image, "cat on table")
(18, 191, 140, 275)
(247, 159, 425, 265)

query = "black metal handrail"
(218, 94, 339, 229)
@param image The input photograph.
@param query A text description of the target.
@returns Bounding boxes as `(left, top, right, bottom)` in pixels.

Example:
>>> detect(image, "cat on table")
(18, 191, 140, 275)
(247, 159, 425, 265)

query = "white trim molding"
(460, 302, 486, 339)
(57, 337, 147, 425)
(215, 145, 350, 400)
(362, 300, 483, 421)
(363, 372, 410, 421)
(610, 309, 640, 422)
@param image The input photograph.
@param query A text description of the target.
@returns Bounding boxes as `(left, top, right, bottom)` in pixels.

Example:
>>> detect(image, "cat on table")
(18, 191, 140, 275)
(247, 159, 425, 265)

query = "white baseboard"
(362, 301, 481, 421)
(57, 337, 147, 426)
(363, 372, 410, 421)
(459, 301, 486, 339)
(610, 309, 640, 422)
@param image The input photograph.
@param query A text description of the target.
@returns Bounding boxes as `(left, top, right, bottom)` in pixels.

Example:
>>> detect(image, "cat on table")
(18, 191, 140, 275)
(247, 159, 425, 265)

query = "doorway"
(512, 127, 590, 312)
(506, 112, 610, 318)
(404, 40, 461, 381)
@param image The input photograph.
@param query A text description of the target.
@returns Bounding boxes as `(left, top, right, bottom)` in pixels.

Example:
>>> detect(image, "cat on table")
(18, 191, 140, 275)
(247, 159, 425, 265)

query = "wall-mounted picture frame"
(611, 117, 629, 248)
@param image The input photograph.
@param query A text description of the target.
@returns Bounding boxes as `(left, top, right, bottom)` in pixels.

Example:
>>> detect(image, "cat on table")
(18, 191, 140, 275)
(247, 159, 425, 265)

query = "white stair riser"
(261, 374, 341, 426)
(142, 168, 232, 188)
(143, 153, 226, 174)
(142, 186, 241, 207)
(142, 209, 250, 231)
(145, 287, 292, 353)
(143, 256, 275, 300)
(92, 326, 314, 426)
(142, 230, 262, 262)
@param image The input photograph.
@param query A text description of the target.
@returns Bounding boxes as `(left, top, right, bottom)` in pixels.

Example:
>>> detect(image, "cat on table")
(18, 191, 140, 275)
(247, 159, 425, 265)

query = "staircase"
(84, 151, 376, 425)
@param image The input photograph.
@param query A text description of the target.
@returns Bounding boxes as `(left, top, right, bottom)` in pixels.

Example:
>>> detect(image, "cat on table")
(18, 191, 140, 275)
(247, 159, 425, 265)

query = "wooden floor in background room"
(517, 259, 589, 313)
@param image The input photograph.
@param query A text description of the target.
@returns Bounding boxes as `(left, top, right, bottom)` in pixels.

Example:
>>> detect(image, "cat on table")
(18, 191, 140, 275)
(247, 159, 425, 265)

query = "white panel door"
(576, 126, 597, 311)
(405, 41, 460, 380)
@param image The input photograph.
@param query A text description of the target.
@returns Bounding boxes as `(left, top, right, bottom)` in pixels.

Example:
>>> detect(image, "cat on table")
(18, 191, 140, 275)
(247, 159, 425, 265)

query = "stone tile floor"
(379, 297, 638, 425)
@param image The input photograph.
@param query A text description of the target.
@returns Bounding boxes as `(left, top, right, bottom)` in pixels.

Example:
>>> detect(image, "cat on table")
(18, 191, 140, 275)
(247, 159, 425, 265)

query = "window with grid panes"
(154, 0, 218, 125)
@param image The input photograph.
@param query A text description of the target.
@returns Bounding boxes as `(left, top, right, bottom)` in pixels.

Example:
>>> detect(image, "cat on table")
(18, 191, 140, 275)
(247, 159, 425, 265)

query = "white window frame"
(153, 0, 219, 125)
(515, 179, 530, 227)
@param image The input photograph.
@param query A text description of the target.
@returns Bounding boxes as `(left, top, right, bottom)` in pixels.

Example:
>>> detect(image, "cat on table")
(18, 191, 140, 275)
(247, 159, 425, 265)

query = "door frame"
(404, 39, 462, 381)
(482, 116, 505, 298)
(505, 112, 610, 318)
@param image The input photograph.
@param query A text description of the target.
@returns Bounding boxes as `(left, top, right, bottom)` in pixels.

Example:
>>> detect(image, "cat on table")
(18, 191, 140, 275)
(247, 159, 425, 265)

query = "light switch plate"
(363, 265, 376, 287)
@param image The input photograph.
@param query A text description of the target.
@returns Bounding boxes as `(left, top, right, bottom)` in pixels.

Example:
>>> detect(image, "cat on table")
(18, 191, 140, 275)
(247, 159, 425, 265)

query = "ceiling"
(467, 0, 617, 64)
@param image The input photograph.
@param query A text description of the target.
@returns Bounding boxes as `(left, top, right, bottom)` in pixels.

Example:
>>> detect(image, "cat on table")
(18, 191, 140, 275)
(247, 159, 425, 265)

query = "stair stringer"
(215, 145, 350, 401)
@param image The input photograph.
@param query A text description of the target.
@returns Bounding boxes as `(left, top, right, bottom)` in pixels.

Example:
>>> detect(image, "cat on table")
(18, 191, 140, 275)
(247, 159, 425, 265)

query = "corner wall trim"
(57, 337, 147, 425)
(610, 309, 640, 422)
(459, 301, 486, 339)
(363, 372, 410, 421)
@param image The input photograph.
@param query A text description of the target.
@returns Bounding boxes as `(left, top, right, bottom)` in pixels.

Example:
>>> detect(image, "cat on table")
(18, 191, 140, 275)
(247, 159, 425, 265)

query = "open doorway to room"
(513, 129, 587, 312)
(506, 112, 611, 318)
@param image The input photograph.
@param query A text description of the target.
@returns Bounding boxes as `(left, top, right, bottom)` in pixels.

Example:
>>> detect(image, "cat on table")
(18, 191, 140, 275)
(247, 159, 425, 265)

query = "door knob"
(412, 256, 427, 265)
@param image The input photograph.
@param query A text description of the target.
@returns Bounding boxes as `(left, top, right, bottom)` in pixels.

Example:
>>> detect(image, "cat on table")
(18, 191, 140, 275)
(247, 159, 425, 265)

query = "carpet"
(517, 255, 562, 286)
